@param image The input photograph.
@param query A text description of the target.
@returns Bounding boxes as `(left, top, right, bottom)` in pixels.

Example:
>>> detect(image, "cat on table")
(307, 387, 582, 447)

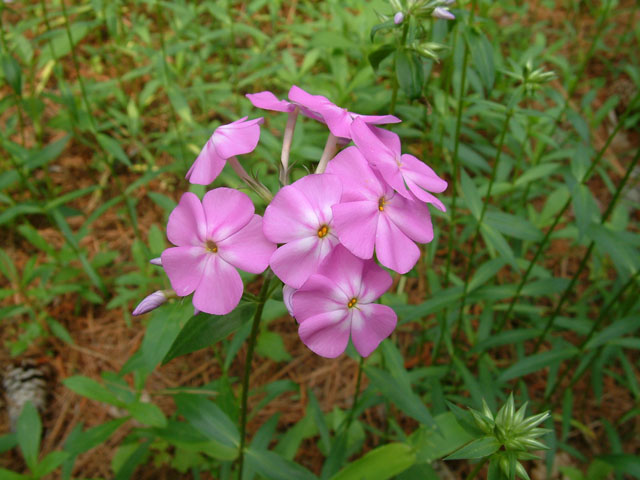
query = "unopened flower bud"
(132, 290, 169, 316)
(394, 12, 405, 24)
(433, 7, 455, 20)
(150, 257, 162, 266)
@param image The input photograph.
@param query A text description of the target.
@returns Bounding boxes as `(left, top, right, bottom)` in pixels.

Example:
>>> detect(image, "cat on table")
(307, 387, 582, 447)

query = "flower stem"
(497, 89, 640, 331)
(316, 132, 338, 174)
(345, 356, 365, 430)
(228, 156, 273, 202)
(465, 457, 488, 480)
(280, 108, 299, 185)
(389, 23, 409, 115)
(532, 146, 640, 352)
(454, 104, 516, 340)
(237, 273, 273, 480)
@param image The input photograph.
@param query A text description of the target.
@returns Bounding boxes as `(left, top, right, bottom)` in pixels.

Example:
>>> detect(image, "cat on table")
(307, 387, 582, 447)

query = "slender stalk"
(228, 156, 273, 202)
(454, 104, 516, 338)
(519, 0, 612, 208)
(443, 0, 476, 287)
(345, 356, 365, 430)
(544, 271, 638, 406)
(465, 457, 489, 480)
(532, 146, 640, 352)
(389, 23, 409, 115)
(497, 90, 640, 331)
(315, 133, 338, 174)
(237, 273, 273, 480)
(279, 108, 299, 185)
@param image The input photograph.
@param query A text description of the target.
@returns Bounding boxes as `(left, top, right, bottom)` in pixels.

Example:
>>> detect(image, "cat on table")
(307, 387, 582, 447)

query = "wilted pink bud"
(132, 291, 168, 316)
(394, 12, 404, 24)
(433, 7, 455, 20)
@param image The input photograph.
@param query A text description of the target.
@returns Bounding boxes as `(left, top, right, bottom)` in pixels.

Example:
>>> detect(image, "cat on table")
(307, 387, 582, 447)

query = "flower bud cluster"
(392, 0, 456, 22)
(134, 86, 446, 358)
(469, 395, 551, 479)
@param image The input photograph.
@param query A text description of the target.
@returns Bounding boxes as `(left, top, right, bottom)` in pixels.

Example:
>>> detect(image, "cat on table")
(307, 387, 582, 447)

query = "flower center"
(347, 297, 358, 308)
(205, 240, 218, 253)
(317, 225, 329, 238)
(378, 197, 386, 212)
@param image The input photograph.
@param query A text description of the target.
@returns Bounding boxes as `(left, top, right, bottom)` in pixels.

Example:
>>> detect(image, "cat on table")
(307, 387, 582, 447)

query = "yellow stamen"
(378, 197, 386, 212)
(347, 297, 358, 308)
(317, 225, 329, 238)
(205, 240, 218, 253)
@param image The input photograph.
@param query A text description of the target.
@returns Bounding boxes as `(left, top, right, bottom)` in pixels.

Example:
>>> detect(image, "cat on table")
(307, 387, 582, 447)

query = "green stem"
(465, 457, 489, 480)
(345, 356, 365, 430)
(389, 23, 409, 115)
(544, 271, 638, 406)
(519, 0, 612, 209)
(237, 273, 273, 480)
(497, 89, 640, 331)
(532, 146, 640, 352)
(454, 104, 516, 339)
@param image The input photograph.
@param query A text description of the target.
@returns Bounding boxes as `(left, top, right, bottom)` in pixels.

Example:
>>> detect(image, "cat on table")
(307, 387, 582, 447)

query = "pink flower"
(291, 245, 397, 358)
(288, 85, 401, 140)
(161, 189, 276, 315)
(186, 117, 263, 185)
(350, 117, 448, 206)
(326, 147, 434, 274)
(262, 174, 342, 288)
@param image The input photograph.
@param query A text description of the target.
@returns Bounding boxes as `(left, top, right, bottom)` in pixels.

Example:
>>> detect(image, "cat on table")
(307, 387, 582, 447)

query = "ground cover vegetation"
(0, 0, 639, 478)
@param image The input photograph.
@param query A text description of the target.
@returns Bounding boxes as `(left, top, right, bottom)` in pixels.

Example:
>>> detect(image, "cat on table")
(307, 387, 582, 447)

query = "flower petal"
(375, 215, 420, 274)
(326, 147, 383, 201)
(213, 117, 263, 159)
(350, 117, 398, 167)
(283, 285, 297, 317)
(186, 139, 226, 185)
(296, 174, 342, 226)
(292, 274, 348, 322)
(202, 188, 254, 241)
(385, 194, 434, 244)
(315, 245, 365, 300)
(359, 260, 393, 304)
(246, 91, 295, 112)
(161, 246, 207, 296)
(263, 183, 319, 243)
(218, 215, 276, 273)
(166, 192, 207, 247)
(192, 254, 243, 315)
(400, 154, 448, 193)
(270, 235, 338, 288)
(331, 201, 378, 260)
(298, 310, 351, 358)
(350, 304, 397, 357)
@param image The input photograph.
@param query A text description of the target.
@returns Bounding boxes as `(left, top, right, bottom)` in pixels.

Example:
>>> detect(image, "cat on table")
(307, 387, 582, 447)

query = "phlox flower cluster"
(133, 85, 447, 359)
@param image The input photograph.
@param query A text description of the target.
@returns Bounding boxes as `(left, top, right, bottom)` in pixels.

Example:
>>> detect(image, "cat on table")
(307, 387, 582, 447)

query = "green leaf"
(497, 348, 578, 382)
(484, 211, 542, 241)
(479, 223, 517, 268)
(366, 366, 434, 427)
(168, 88, 193, 124)
(175, 394, 239, 449)
(0, 468, 29, 480)
(396, 49, 424, 100)
(461, 169, 482, 220)
(571, 184, 598, 237)
(588, 224, 639, 276)
(246, 447, 319, 480)
(163, 302, 255, 364)
(445, 436, 501, 460)
(369, 44, 396, 71)
(409, 412, 475, 463)
(17, 402, 41, 471)
(63, 376, 122, 406)
(514, 163, 561, 188)
(2, 54, 22, 95)
(96, 133, 131, 167)
(127, 401, 167, 428)
(370, 19, 396, 42)
(585, 316, 640, 350)
(152, 420, 237, 460)
(599, 454, 640, 478)
(467, 30, 495, 91)
(32, 451, 70, 477)
(256, 330, 291, 362)
(64, 419, 127, 456)
(0, 433, 17, 454)
(330, 443, 415, 480)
